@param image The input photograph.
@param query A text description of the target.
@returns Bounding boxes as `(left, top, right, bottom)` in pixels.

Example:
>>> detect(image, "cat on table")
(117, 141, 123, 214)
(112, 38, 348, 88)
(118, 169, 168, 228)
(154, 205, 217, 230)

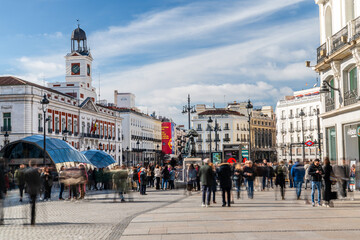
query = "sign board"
(305, 140, 314, 147)
(242, 149, 249, 158)
(161, 122, 175, 154)
(211, 152, 222, 164)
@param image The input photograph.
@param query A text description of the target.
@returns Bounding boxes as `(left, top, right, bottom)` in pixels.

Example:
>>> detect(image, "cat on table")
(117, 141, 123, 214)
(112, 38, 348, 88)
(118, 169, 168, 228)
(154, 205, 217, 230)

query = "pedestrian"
(199, 158, 213, 207)
(41, 167, 53, 201)
(149, 163, 155, 188)
(304, 160, 311, 190)
(291, 160, 305, 200)
(169, 167, 176, 189)
(233, 163, 243, 199)
(288, 160, 294, 188)
(93, 168, 98, 190)
(0, 157, 6, 225)
(323, 157, 333, 207)
(139, 168, 147, 195)
(58, 166, 65, 200)
(78, 164, 88, 199)
(24, 160, 41, 225)
(275, 160, 287, 200)
(243, 161, 255, 199)
(195, 164, 201, 191)
(14, 164, 26, 202)
(161, 165, 170, 190)
(113, 165, 129, 202)
(308, 159, 324, 207)
(262, 159, 268, 191)
(334, 159, 349, 199)
(210, 163, 217, 204)
(154, 165, 161, 190)
(218, 162, 232, 207)
(187, 164, 197, 195)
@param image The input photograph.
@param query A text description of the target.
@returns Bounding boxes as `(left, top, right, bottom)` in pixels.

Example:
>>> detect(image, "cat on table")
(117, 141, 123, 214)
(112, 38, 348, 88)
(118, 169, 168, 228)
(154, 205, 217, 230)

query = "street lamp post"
(126, 146, 129, 167)
(299, 109, 306, 162)
(214, 119, 221, 151)
(3, 131, 9, 146)
(62, 128, 69, 142)
(40, 94, 49, 166)
(207, 117, 213, 161)
(246, 100, 253, 162)
(314, 108, 322, 161)
(156, 144, 160, 166)
(136, 140, 140, 165)
(182, 94, 196, 130)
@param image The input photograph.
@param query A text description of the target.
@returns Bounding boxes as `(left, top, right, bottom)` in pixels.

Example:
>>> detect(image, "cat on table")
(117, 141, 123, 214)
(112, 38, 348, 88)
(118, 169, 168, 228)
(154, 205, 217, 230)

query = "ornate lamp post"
(214, 119, 221, 151)
(40, 94, 49, 166)
(3, 131, 9, 146)
(182, 94, 196, 130)
(207, 117, 213, 160)
(246, 99, 253, 161)
(126, 146, 129, 167)
(299, 109, 306, 162)
(156, 144, 160, 165)
(313, 108, 322, 161)
(136, 140, 140, 165)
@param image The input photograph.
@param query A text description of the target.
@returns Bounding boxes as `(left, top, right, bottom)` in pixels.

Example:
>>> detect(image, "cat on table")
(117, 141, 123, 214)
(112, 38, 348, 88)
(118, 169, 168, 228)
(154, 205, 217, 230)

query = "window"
(68, 119, 72, 132)
(74, 120, 78, 133)
(290, 109, 293, 117)
(330, 78, 335, 99)
(38, 114, 42, 129)
(347, 67, 357, 91)
(62, 118, 66, 131)
(47, 116, 52, 130)
(55, 117, 59, 131)
(82, 122, 85, 133)
(225, 123, 229, 130)
(3, 113, 11, 131)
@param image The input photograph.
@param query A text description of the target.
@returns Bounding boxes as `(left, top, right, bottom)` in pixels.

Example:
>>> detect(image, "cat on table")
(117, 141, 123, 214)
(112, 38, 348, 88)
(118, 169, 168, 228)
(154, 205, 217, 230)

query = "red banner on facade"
(161, 122, 173, 154)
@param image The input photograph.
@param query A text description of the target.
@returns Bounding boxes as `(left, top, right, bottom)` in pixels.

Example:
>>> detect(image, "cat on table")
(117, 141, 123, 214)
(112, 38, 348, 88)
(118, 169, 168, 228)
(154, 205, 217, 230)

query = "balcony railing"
(317, 43, 327, 64)
(289, 128, 294, 133)
(223, 137, 230, 142)
(344, 89, 358, 106)
(331, 26, 348, 54)
(288, 115, 294, 119)
(48, 128, 53, 134)
(280, 116, 286, 120)
(224, 127, 230, 130)
(74, 132, 78, 136)
(1, 126, 11, 132)
(38, 127, 43, 132)
(325, 96, 335, 112)
(55, 129, 60, 134)
(196, 128, 203, 131)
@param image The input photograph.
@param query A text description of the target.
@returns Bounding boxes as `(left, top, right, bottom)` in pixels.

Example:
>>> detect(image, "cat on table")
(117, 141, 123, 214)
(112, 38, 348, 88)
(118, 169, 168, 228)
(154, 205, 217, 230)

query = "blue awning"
(81, 150, 116, 168)
(20, 135, 91, 165)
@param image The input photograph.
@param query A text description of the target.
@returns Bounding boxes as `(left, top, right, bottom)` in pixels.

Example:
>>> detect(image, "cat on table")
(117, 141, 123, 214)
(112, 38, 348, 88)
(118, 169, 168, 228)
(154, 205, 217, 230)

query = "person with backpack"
(308, 159, 324, 207)
(291, 160, 305, 200)
(275, 160, 288, 200)
(217, 162, 232, 207)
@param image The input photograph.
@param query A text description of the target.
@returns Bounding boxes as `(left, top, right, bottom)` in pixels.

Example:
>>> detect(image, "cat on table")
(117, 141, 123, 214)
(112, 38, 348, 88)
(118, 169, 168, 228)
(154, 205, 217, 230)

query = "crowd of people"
(0, 156, 358, 225)
(186, 157, 357, 208)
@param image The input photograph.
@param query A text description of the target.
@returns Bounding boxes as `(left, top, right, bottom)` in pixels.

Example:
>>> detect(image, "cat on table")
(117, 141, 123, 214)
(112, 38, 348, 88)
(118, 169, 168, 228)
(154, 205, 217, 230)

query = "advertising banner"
(161, 122, 174, 154)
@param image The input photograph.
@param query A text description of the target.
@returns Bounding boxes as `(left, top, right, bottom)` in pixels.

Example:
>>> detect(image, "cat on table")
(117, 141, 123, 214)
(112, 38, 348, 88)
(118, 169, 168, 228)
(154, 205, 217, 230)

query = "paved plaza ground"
(1, 187, 360, 240)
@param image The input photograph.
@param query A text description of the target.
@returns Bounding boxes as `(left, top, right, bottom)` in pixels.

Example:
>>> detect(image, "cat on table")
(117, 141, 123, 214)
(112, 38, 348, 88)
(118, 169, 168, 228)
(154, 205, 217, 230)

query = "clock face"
(71, 63, 80, 75)
(87, 64, 91, 76)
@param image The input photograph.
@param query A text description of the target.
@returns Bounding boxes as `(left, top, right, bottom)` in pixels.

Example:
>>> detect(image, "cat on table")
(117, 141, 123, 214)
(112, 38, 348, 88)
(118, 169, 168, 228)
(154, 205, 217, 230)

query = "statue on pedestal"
(183, 129, 198, 158)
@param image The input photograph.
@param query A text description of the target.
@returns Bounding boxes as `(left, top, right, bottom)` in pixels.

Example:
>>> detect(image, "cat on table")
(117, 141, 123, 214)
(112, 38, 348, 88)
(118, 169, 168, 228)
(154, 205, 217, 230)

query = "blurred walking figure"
(210, 163, 217, 204)
(154, 165, 161, 190)
(195, 164, 201, 191)
(78, 164, 88, 199)
(169, 167, 176, 190)
(233, 163, 243, 199)
(0, 157, 6, 225)
(218, 162, 232, 207)
(140, 168, 147, 195)
(161, 165, 170, 190)
(112, 165, 128, 202)
(288, 160, 294, 188)
(304, 160, 311, 190)
(323, 157, 334, 207)
(291, 160, 305, 200)
(308, 159, 323, 207)
(187, 164, 197, 195)
(243, 161, 255, 199)
(275, 160, 287, 200)
(58, 166, 65, 200)
(24, 160, 41, 225)
(41, 167, 53, 201)
(14, 164, 26, 202)
(334, 159, 350, 199)
(262, 159, 268, 191)
(199, 159, 213, 207)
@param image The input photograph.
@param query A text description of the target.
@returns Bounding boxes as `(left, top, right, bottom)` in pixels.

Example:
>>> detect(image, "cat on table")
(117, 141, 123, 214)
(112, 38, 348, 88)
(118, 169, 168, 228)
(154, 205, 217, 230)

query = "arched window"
(345, 0, 355, 23)
(325, 6, 332, 38)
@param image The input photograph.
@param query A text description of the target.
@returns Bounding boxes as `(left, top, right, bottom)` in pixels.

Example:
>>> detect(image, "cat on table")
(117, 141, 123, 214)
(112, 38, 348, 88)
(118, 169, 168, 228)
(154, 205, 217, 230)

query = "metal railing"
(331, 26, 348, 54)
(354, 16, 360, 40)
(317, 43, 327, 64)
(344, 89, 358, 106)
(1, 126, 11, 132)
(223, 137, 230, 142)
(325, 96, 335, 112)
(38, 127, 43, 132)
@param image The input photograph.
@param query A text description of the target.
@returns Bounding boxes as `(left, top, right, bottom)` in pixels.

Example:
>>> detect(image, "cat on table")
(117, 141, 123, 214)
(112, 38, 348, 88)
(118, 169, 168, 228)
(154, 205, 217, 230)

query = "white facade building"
(276, 87, 322, 162)
(114, 91, 162, 165)
(0, 26, 123, 166)
(314, 0, 360, 163)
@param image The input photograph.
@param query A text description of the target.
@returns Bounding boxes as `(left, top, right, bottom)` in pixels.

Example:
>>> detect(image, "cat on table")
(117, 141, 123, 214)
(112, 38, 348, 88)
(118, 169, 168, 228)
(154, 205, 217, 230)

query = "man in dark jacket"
(0, 157, 6, 225)
(308, 159, 323, 207)
(288, 160, 294, 188)
(14, 164, 26, 202)
(24, 160, 41, 225)
(291, 160, 305, 200)
(243, 161, 255, 199)
(217, 163, 232, 207)
(199, 159, 213, 207)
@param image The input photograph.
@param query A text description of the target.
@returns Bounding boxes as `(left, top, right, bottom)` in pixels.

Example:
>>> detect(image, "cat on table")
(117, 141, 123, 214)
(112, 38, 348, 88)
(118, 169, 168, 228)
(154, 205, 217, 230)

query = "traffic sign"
(227, 158, 237, 163)
(305, 140, 314, 147)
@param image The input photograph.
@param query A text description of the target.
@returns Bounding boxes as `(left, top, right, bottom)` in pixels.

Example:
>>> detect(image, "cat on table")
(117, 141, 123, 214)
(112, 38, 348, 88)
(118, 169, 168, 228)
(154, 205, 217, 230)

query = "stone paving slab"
(121, 189, 360, 240)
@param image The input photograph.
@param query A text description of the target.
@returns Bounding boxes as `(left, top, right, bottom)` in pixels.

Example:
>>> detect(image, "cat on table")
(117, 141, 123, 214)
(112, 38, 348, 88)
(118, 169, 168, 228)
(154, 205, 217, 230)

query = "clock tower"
(49, 24, 97, 102)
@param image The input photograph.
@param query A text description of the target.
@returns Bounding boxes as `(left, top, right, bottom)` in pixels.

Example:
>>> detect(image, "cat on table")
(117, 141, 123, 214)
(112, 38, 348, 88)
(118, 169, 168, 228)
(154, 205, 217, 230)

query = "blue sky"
(0, 0, 319, 125)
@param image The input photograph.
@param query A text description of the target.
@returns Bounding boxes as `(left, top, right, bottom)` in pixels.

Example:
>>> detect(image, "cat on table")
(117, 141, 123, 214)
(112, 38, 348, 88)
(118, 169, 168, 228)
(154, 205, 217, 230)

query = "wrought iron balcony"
(38, 127, 43, 132)
(331, 26, 348, 54)
(344, 89, 358, 106)
(223, 137, 230, 142)
(196, 127, 203, 131)
(325, 96, 335, 112)
(224, 127, 230, 130)
(55, 129, 60, 134)
(48, 128, 53, 134)
(289, 128, 294, 133)
(288, 115, 294, 119)
(1, 126, 11, 132)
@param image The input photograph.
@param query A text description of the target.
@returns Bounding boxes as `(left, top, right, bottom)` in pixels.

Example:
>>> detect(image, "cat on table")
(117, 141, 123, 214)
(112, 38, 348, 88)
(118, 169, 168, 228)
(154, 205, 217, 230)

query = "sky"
(0, 0, 320, 125)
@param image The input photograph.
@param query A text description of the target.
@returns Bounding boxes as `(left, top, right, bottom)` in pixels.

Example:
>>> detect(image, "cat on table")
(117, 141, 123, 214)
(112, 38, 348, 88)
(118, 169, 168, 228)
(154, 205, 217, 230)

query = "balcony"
(55, 129, 60, 134)
(196, 127, 203, 132)
(48, 128, 53, 134)
(196, 138, 203, 143)
(74, 132, 78, 136)
(288, 115, 294, 119)
(38, 127, 43, 132)
(295, 128, 301, 132)
(331, 26, 348, 54)
(280, 116, 286, 120)
(214, 137, 220, 142)
(344, 89, 358, 106)
(224, 127, 230, 131)
(289, 128, 294, 133)
(68, 131, 72, 136)
(223, 137, 230, 142)
(325, 96, 335, 112)
(1, 126, 11, 132)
